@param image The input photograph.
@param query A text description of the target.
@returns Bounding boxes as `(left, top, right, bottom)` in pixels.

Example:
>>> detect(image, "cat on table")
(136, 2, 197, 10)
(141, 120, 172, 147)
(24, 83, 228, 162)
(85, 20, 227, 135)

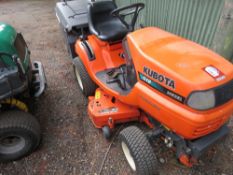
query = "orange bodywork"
(88, 89, 140, 129)
(75, 27, 233, 140)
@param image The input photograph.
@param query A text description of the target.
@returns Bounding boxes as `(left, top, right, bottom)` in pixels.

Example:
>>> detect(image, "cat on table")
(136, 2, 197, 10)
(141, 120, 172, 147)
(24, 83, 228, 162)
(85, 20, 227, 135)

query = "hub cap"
(0, 135, 26, 154)
(74, 67, 84, 90)
(121, 142, 136, 171)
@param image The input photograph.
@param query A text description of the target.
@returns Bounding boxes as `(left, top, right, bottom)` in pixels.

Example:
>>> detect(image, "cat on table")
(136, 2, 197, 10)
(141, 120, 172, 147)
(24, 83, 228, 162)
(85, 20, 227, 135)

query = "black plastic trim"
(0, 67, 27, 100)
(186, 78, 233, 111)
(123, 39, 137, 87)
(188, 125, 229, 158)
(81, 40, 95, 61)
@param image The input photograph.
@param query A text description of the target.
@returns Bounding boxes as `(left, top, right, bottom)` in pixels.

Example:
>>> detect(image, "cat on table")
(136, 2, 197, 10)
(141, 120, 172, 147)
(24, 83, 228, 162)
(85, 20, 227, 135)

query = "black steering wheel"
(111, 3, 145, 32)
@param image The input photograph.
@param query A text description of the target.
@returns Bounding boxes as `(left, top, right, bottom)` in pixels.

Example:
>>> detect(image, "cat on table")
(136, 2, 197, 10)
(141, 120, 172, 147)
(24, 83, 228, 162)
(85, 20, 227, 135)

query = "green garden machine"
(0, 22, 46, 161)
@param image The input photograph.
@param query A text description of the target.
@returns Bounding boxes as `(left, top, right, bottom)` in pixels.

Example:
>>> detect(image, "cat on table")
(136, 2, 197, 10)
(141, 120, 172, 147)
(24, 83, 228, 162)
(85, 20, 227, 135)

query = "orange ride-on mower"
(56, 1, 233, 174)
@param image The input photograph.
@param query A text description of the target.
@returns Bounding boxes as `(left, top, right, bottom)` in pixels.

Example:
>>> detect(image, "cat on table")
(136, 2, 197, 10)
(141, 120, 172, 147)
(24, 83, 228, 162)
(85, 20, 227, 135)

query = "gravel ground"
(0, 0, 233, 175)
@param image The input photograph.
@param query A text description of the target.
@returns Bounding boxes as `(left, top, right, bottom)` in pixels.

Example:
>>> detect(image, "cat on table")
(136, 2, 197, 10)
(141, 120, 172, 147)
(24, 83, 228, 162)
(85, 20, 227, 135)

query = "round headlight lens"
(187, 90, 215, 110)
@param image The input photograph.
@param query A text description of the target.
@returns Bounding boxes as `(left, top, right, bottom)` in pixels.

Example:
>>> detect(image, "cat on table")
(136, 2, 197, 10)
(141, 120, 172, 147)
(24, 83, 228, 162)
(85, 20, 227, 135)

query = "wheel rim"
(74, 67, 84, 91)
(121, 141, 136, 171)
(0, 135, 26, 154)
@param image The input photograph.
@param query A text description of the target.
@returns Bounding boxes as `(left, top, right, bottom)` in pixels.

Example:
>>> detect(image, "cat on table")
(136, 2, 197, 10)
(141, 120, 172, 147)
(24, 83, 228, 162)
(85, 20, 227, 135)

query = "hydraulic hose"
(1, 98, 28, 112)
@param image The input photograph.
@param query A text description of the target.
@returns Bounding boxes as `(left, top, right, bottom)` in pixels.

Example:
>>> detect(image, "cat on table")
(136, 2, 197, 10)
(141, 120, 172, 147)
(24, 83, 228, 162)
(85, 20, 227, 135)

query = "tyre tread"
(0, 111, 41, 161)
(74, 57, 97, 97)
(120, 126, 158, 175)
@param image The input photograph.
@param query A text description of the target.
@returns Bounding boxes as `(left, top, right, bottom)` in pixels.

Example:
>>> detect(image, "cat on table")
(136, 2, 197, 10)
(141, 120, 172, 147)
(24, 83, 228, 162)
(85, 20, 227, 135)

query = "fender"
(81, 40, 95, 61)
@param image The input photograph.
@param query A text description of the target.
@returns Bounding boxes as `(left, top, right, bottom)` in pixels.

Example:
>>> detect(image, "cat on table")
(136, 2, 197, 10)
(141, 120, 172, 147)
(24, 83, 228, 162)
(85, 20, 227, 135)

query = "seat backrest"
(89, 1, 116, 14)
(88, 1, 117, 36)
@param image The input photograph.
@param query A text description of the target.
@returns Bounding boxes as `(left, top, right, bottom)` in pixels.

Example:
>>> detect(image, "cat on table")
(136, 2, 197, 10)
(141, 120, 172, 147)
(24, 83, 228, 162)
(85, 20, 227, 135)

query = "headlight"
(187, 90, 215, 110)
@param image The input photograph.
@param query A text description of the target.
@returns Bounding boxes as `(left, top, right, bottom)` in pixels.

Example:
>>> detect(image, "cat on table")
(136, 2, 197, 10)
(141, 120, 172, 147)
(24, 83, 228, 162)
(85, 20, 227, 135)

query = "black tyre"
(0, 111, 41, 162)
(119, 126, 158, 175)
(65, 33, 77, 59)
(73, 57, 97, 97)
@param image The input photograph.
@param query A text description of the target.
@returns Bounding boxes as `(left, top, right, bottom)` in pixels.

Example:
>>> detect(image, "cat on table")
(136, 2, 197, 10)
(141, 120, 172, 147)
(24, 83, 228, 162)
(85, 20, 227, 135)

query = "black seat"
(88, 1, 129, 42)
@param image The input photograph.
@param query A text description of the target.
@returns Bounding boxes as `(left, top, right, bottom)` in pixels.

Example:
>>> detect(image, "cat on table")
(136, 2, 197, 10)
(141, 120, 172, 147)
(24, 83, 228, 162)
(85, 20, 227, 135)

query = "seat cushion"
(94, 16, 128, 42)
(88, 1, 128, 42)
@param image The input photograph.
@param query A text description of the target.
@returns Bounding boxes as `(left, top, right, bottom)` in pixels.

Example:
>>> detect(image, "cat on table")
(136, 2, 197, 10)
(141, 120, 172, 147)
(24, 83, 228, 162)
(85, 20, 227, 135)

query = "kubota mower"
(56, 1, 233, 174)
(0, 22, 46, 161)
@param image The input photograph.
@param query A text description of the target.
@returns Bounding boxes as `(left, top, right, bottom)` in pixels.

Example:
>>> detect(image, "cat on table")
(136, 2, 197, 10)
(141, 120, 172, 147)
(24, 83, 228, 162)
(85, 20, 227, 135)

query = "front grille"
(215, 79, 233, 107)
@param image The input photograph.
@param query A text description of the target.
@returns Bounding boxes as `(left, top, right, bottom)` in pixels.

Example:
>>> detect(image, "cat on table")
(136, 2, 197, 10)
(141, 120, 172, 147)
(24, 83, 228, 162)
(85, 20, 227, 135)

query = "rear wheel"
(60, 25, 77, 59)
(73, 57, 97, 97)
(119, 126, 158, 175)
(0, 111, 41, 162)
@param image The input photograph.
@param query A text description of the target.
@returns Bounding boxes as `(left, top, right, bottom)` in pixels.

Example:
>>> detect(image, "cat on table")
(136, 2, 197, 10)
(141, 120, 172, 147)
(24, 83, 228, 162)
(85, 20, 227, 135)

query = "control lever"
(106, 65, 127, 90)
(12, 55, 26, 78)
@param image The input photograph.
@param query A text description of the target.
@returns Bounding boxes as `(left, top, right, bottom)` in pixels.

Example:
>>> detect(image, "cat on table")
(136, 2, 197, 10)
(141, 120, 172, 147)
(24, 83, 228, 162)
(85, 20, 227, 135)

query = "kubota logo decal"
(138, 73, 185, 103)
(143, 66, 175, 89)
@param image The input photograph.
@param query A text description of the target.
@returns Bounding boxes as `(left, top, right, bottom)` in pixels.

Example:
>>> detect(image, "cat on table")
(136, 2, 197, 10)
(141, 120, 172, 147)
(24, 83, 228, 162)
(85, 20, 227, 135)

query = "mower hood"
(0, 22, 17, 51)
(127, 27, 233, 97)
(0, 22, 18, 66)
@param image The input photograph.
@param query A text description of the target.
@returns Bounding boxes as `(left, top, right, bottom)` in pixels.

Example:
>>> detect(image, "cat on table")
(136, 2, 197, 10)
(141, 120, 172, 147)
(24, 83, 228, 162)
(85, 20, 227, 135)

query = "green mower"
(0, 22, 46, 161)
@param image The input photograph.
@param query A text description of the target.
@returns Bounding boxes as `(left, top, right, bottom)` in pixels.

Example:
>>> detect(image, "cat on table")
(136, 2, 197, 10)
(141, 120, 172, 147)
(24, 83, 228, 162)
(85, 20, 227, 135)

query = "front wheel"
(0, 111, 41, 162)
(119, 126, 158, 175)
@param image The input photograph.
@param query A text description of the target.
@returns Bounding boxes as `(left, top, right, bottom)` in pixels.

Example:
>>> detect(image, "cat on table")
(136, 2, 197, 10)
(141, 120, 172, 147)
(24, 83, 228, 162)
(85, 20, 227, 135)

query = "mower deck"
(88, 89, 140, 129)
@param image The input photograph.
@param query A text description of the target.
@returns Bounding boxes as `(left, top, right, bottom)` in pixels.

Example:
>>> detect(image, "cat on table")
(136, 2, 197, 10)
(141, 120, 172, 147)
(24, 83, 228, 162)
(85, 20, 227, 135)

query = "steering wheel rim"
(111, 3, 145, 31)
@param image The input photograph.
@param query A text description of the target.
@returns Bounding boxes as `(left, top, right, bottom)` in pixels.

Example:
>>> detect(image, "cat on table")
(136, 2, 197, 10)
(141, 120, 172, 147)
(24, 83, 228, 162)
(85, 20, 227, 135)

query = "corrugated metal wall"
(116, 0, 224, 49)
(211, 0, 233, 62)
(166, 0, 224, 48)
